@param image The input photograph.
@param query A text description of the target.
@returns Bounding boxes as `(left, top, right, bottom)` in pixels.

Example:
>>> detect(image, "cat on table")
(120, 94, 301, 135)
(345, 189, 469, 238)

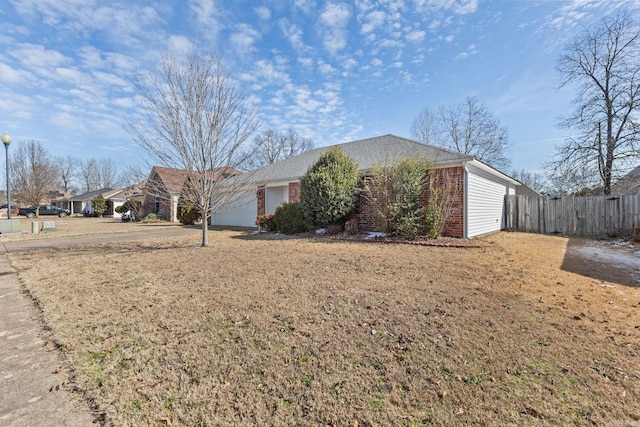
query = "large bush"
(274, 201, 306, 234)
(364, 156, 431, 239)
(91, 194, 107, 216)
(299, 147, 359, 228)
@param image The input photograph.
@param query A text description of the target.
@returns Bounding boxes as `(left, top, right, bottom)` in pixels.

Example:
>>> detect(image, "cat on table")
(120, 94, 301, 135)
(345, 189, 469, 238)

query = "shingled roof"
(243, 134, 474, 184)
(611, 165, 640, 195)
(150, 166, 190, 194)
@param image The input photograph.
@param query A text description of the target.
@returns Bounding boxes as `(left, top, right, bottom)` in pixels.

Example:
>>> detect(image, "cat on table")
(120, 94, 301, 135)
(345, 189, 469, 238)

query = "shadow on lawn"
(561, 237, 640, 288)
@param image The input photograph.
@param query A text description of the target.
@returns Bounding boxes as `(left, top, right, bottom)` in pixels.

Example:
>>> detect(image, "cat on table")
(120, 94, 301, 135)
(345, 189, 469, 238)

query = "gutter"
(462, 161, 469, 239)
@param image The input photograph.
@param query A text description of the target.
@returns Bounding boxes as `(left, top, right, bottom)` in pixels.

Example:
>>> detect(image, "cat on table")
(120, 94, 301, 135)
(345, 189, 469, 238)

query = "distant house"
(611, 165, 640, 195)
(515, 183, 542, 197)
(143, 167, 189, 222)
(212, 134, 519, 239)
(56, 188, 118, 215)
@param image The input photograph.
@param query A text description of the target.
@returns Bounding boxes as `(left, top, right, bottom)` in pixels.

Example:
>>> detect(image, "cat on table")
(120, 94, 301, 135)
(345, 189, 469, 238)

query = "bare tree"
(119, 164, 148, 187)
(54, 155, 79, 195)
(96, 158, 119, 188)
(411, 96, 511, 170)
(550, 10, 640, 195)
(245, 128, 314, 169)
(510, 169, 547, 193)
(127, 49, 258, 247)
(10, 140, 58, 215)
(410, 108, 440, 146)
(79, 158, 98, 192)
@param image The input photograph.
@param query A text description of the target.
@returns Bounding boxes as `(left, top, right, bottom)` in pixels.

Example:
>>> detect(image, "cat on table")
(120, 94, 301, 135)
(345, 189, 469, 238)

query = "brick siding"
(257, 186, 265, 216)
(350, 166, 466, 238)
(288, 182, 301, 202)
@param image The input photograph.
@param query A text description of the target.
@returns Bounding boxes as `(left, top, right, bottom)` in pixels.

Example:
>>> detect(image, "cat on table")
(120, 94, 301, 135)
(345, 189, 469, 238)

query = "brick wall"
(350, 166, 466, 238)
(257, 186, 265, 216)
(288, 182, 301, 202)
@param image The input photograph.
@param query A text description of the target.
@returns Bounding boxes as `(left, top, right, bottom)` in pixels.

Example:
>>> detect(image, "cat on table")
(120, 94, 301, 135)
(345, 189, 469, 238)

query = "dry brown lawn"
(7, 227, 640, 426)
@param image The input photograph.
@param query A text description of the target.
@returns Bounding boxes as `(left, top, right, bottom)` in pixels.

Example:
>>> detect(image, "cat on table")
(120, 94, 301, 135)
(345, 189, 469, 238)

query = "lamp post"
(1, 132, 11, 220)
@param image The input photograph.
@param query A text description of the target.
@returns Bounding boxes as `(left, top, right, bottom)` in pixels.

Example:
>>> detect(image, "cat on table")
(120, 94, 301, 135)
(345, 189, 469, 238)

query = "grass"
(8, 231, 640, 426)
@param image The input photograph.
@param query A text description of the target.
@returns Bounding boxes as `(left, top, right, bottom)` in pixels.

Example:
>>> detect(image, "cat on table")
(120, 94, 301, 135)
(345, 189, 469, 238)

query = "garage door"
(211, 192, 257, 227)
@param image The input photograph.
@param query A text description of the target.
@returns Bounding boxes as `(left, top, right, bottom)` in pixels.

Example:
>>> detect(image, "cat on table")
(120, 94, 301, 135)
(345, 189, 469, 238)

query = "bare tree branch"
(411, 96, 511, 170)
(10, 140, 58, 215)
(550, 10, 640, 194)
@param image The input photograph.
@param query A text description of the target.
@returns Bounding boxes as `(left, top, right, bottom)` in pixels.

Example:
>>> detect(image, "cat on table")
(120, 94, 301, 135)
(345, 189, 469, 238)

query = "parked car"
(18, 205, 71, 218)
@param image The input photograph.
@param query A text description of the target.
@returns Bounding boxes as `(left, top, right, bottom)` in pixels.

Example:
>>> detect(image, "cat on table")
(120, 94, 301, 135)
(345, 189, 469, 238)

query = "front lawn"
(10, 232, 640, 426)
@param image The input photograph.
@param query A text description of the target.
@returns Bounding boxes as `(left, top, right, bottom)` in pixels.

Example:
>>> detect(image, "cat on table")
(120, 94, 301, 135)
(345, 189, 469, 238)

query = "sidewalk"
(0, 226, 202, 426)
(0, 254, 96, 426)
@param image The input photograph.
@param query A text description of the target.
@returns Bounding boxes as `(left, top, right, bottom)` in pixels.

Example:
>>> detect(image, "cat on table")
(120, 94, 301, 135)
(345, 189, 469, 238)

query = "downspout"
(462, 161, 469, 239)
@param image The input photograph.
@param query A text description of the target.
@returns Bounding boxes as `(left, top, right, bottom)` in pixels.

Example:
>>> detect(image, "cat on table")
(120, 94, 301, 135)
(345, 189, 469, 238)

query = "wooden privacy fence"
(504, 195, 640, 238)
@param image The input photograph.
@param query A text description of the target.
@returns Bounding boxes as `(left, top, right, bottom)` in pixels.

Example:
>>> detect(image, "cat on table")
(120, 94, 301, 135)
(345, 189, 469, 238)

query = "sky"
(0, 0, 637, 178)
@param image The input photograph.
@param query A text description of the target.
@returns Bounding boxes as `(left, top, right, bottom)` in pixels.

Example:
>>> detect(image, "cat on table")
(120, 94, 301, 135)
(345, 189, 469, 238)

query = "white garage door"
(211, 192, 257, 227)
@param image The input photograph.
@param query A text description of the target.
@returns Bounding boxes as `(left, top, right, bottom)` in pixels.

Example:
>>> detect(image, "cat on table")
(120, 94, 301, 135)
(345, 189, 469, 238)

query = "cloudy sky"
(0, 0, 635, 176)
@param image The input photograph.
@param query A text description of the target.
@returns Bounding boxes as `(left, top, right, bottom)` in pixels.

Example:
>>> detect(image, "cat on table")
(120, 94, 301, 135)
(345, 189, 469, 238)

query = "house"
(611, 165, 640, 195)
(56, 188, 120, 215)
(143, 166, 241, 222)
(211, 134, 519, 239)
(143, 166, 189, 222)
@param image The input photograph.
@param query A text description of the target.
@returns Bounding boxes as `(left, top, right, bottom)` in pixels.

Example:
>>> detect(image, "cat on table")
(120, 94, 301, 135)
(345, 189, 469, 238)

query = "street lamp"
(1, 132, 11, 220)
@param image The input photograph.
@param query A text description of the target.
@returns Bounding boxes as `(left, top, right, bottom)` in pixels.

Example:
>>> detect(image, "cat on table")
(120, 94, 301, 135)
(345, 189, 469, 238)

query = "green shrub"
(274, 202, 306, 234)
(300, 147, 359, 228)
(115, 205, 125, 214)
(256, 214, 276, 231)
(364, 156, 430, 239)
(92, 194, 107, 216)
(178, 206, 201, 225)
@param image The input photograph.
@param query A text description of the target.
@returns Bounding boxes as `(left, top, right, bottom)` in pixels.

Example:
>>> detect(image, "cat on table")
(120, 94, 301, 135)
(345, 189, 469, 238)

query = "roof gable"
(245, 134, 475, 184)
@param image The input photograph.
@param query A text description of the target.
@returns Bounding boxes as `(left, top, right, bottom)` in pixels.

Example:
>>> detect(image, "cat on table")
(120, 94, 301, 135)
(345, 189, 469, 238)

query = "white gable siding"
(211, 192, 257, 227)
(466, 165, 515, 238)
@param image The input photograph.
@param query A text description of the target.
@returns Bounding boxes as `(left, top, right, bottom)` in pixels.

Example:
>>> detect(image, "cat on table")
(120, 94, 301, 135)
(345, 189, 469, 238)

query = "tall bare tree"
(550, 10, 640, 195)
(245, 128, 314, 169)
(79, 158, 98, 192)
(96, 158, 119, 188)
(127, 49, 258, 246)
(10, 140, 58, 215)
(411, 96, 511, 170)
(54, 155, 79, 195)
(510, 169, 547, 193)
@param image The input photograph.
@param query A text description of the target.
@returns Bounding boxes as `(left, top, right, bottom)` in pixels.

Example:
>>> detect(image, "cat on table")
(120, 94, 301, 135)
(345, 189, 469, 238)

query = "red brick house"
(212, 135, 519, 238)
(144, 166, 242, 222)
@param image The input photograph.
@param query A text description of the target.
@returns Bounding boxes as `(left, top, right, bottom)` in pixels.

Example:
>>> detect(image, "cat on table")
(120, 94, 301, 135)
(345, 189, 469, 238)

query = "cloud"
(8, 43, 70, 74)
(0, 62, 28, 84)
(413, 0, 479, 15)
(255, 6, 271, 20)
(230, 24, 261, 54)
(360, 10, 386, 34)
(167, 35, 194, 56)
(279, 20, 307, 51)
(406, 30, 426, 43)
(319, 2, 352, 55)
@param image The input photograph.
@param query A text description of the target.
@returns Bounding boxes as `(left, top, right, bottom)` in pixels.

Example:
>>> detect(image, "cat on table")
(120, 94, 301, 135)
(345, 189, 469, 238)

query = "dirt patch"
(7, 231, 640, 426)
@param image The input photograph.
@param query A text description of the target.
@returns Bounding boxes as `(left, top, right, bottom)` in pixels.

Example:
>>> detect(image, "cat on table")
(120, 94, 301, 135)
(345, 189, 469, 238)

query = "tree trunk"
(201, 219, 208, 247)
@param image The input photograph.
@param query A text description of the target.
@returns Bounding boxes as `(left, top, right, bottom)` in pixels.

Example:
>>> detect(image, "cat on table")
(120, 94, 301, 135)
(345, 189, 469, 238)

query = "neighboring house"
(56, 188, 119, 215)
(143, 166, 241, 222)
(143, 166, 189, 222)
(212, 134, 519, 239)
(515, 183, 542, 197)
(611, 165, 640, 195)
